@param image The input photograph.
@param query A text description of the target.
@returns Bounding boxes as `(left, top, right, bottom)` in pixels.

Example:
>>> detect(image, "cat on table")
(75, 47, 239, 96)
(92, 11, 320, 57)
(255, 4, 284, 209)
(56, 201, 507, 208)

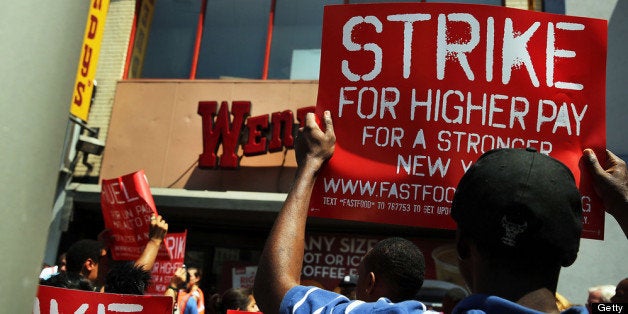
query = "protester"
(39, 252, 66, 280)
(611, 278, 628, 303)
(586, 285, 615, 312)
(254, 111, 430, 313)
(164, 266, 206, 314)
(253, 112, 626, 314)
(40, 269, 95, 291)
(357, 237, 425, 302)
(42, 214, 168, 295)
(104, 263, 152, 295)
(41, 238, 107, 290)
(178, 267, 206, 314)
(208, 287, 259, 314)
(165, 266, 188, 310)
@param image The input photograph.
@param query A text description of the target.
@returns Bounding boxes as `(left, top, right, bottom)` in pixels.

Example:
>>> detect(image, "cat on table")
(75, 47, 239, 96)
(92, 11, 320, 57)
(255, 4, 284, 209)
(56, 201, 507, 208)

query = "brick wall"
(75, 0, 136, 178)
(505, 0, 544, 11)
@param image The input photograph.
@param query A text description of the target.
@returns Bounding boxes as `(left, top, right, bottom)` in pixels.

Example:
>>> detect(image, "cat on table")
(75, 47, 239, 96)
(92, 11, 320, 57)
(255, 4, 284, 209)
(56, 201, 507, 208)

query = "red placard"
(145, 231, 187, 295)
(101, 170, 158, 260)
(34, 285, 173, 314)
(310, 3, 607, 239)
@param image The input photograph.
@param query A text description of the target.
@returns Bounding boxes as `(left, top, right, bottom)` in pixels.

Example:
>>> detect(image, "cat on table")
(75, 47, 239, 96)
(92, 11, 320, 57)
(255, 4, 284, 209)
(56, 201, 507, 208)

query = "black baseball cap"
(451, 148, 582, 267)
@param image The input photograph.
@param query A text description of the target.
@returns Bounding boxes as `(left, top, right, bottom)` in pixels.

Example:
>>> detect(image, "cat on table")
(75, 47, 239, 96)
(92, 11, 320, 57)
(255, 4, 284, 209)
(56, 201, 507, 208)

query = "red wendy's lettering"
(243, 115, 268, 156)
(198, 102, 314, 169)
(198, 101, 251, 168)
(310, 3, 607, 239)
(270, 110, 296, 151)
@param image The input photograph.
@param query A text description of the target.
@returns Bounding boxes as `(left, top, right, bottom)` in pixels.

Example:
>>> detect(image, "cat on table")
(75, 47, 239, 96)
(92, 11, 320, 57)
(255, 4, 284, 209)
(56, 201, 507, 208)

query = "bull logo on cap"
(500, 216, 528, 247)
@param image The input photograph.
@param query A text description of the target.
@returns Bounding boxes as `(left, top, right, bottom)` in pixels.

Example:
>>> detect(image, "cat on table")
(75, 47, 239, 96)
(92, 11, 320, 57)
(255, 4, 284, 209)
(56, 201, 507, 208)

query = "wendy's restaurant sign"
(197, 101, 315, 169)
(307, 3, 607, 239)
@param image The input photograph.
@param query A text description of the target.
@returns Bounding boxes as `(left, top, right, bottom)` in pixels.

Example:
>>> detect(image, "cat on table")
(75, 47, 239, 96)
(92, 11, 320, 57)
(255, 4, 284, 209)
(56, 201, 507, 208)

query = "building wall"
(0, 2, 90, 312)
(75, 0, 136, 177)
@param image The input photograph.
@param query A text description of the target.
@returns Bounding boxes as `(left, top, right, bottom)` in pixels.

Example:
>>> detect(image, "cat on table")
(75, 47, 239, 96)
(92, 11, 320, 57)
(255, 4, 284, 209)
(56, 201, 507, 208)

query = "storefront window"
(135, 0, 561, 80)
(268, 0, 343, 79)
(196, 0, 271, 79)
(142, 0, 202, 78)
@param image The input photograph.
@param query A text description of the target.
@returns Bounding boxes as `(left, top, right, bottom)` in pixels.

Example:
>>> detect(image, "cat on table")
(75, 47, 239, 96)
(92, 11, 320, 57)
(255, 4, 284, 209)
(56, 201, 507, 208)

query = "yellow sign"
(69, 0, 110, 122)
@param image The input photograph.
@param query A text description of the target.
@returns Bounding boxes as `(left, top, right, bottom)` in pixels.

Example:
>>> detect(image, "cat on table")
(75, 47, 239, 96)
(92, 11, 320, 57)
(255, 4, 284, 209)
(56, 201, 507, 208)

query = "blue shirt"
(280, 285, 428, 313)
(453, 294, 588, 314)
(184, 296, 198, 314)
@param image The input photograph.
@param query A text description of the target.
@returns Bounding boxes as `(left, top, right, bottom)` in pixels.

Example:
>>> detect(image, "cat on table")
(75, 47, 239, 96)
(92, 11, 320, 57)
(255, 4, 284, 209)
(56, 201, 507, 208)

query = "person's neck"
(473, 263, 561, 313)
(517, 288, 561, 313)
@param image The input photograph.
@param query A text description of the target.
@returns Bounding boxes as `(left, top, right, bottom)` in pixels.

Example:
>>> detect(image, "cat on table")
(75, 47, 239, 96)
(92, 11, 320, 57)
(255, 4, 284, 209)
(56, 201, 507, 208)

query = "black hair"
(209, 288, 253, 314)
(104, 262, 152, 295)
(65, 239, 104, 273)
(361, 237, 425, 302)
(40, 271, 96, 291)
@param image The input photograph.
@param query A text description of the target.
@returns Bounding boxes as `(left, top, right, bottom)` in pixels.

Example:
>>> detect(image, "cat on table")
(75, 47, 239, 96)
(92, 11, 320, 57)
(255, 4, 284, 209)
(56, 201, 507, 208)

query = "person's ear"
(84, 258, 97, 271)
(366, 272, 376, 294)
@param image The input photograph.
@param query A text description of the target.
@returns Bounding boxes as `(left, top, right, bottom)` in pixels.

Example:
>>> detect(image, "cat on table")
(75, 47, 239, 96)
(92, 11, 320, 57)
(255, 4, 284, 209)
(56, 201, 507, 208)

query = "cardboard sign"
(232, 266, 257, 289)
(101, 170, 158, 260)
(310, 3, 607, 239)
(146, 231, 187, 295)
(34, 285, 172, 314)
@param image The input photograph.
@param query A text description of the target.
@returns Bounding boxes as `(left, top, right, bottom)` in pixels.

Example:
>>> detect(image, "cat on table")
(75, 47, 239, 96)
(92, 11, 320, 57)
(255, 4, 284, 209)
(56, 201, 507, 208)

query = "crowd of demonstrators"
(253, 111, 628, 314)
(40, 214, 168, 294)
(164, 267, 259, 314)
(37, 113, 628, 312)
(207, 287, 259, 314)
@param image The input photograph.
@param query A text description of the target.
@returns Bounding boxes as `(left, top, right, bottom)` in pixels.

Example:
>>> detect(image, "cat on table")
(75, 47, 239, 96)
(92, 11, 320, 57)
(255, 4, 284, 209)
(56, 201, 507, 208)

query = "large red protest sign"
(310, 3, 607, 239)
(34, 285, 172, 314)
(101, 170, 158, 260)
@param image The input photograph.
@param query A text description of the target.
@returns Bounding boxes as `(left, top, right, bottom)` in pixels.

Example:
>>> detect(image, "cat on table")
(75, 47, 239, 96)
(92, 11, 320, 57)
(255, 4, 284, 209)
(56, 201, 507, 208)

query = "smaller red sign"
(35, 285, 173, 314)
(101, 170, 158, 260)
(145, 231, 187, 295)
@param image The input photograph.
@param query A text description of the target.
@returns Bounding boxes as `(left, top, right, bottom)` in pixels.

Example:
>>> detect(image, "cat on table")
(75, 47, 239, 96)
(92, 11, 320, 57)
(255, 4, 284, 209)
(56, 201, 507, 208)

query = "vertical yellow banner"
(128, 0, 156, 78)
(69, 0, 110, 122)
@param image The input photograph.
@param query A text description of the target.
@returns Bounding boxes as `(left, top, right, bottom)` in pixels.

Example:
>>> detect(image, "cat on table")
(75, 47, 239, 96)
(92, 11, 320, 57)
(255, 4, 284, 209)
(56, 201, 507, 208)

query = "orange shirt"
(178, 286, 205, 314)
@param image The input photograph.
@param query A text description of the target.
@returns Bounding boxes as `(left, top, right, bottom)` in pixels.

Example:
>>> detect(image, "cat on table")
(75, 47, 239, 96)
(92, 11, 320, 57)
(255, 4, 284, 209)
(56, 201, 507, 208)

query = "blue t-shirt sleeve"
(280, 285, 427, 313)
(184, 297, 199, 314)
